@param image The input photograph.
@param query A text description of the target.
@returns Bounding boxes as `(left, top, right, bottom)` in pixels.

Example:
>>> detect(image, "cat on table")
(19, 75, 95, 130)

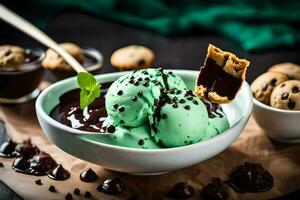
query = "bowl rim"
(253, 97, 300, 114)
(36, 69, 253, 153)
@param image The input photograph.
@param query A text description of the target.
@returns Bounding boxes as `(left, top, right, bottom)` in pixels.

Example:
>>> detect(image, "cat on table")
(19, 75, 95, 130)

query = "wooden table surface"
(1, 11, 300, 200)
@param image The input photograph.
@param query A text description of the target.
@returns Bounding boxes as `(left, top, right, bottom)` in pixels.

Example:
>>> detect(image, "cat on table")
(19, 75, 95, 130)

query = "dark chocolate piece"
(0, 139, 17, 158)
(97, 177, 126, 195)
(49, 185, 56, 192)
(48, 164, 70, 180)
(35, 179, 42, 185)
(201, 178, 228, 200)
(226, 162, 273, 193)
(84, 191, 92, 198)
(65, 193, 73, 200)
(12, 157, 30, 172)
(28, 151, 57, 175)
(73, 188, 80, 195)
(80, 168, 99, 182)
(167, 182, 195, 199)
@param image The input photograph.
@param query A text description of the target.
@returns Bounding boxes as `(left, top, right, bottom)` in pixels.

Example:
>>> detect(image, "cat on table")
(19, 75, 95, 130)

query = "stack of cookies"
(251, 63, 300, 110)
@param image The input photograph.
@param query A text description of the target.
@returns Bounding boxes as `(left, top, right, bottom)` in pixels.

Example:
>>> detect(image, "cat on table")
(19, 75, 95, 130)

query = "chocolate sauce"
(12, 151, 57, 176)
(97, 177, 126, 195)
(197, 58, 242, 100)
(50, 82, 112, 132)
(226, 162, 273, 193)
(80, 168, 99, 182)
(48, 164, 70, 180)
(167, 182, 195, 199)
(201, 178, 228, 200)
(0, 139, 17, 158)
(201, 99, 225, 118)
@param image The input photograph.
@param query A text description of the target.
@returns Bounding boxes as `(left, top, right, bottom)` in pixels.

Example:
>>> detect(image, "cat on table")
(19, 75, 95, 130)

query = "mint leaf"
(77, 72, 101, 109)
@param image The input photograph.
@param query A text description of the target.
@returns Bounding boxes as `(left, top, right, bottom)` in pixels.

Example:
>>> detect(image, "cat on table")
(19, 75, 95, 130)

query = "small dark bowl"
(48, 48, 103, 81)
(0, 48, 45, 104)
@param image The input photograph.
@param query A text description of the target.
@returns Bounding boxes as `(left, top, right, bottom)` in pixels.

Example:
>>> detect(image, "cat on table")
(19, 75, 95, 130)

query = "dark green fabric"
(3, 0, 300, 51)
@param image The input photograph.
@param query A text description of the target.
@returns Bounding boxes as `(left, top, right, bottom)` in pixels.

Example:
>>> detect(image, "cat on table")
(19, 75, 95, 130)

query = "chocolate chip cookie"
(251, 72, 288, 105)
(269, 62, 300, 80)
(42, 43, 83, 71)
(270, 80, 300, 110)
(110, 45, 154, 71)
(0, 45, 25, 69)
(195, 44, 250, 104)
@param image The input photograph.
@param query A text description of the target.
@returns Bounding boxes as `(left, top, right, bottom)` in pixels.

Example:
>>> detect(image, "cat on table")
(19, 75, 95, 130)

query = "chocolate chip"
(84, 191, 92, 198)
(281, 83, 285, 87)
(170, 89, 175, 94)
(49, 185, 56, 192)
(118, 107, 125, 112)
(179, 99, 186, 104)
(65, 193, 73, 200)
(201, 178, 228, 200)
(143, 82, 149, 87)
(138, 139, 144, 146)
(292, 86, 300, 93)
(167, 182, 195, 199)
(138, 59, 145, 66)
(113, 104, 118, 109)
(73, 188, 80, 195)
(134, 81, 139, 86)
(129, 79, 134, 84)
(173, 97, 178, 101)
(173, 103, 178, 108)
(184, 105, 190, 110)
(144, 77, 150, 81)
(48, 164, 70, 181)
(162, 114, 167, 119)
(187, 96, 193, 101)
(176, 90, 182, 94)
(137, 77, 142, 81)
(138, 91, 143, 97)
(270, 78, 277, 86)
(281, 92, 289, 100)
(192, 100, 199, 105)
(261, 83, 268, 91)
(120, 120, 124, 124)
(168, 71, 173, 75)
(35, 179, 42, 185)
(4, 49, 11, 56)
(130, 76, 135, 80)
(0, 162, 3, 167)
(288, 100, 296, 109)
(97, 177, 126, 195)
(117, 91, 123, 96)
(132, 96, 138, 102)
(107, 125, 116, 133)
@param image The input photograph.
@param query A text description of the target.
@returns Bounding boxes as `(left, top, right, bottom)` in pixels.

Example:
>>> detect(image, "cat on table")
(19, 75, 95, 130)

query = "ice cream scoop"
(149, 89, 209, 147)
(105, 68, 186, 127)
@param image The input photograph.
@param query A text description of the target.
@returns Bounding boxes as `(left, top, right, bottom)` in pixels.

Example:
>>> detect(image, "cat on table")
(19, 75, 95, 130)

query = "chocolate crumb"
(84, 191, 92, 198)
(80, 168, 99, 182)
(192, 100, 199, 105)
(167, 182, 194, 199)
(107, 125, 116, 133)
(35, 179, 42, 185)
(179, 99, 186, 104)
(49, 185, 56, 193)
(65, 193, 73, 200)
(113, 104, 119, 109)
(73, 188, 80, 195)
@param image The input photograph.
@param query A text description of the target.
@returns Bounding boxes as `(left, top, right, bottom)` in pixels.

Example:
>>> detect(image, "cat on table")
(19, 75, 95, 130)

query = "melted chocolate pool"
(50, 82, 112, 132)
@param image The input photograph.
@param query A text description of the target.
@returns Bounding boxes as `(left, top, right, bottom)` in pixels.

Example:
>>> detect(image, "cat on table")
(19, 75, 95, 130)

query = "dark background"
(1, 11, 300, 200)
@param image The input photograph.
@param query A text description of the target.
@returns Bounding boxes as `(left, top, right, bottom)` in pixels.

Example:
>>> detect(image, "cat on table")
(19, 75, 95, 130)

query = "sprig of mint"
(77, 72, 101, 109)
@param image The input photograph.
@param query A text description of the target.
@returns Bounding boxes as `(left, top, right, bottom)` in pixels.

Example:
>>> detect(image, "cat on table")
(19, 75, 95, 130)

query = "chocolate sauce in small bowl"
(0, 48, 45, 103)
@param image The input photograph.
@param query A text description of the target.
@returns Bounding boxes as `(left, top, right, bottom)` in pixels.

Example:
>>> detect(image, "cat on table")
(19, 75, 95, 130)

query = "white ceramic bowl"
(36, 70, 253, 175)
(252, 98, 300, 143)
